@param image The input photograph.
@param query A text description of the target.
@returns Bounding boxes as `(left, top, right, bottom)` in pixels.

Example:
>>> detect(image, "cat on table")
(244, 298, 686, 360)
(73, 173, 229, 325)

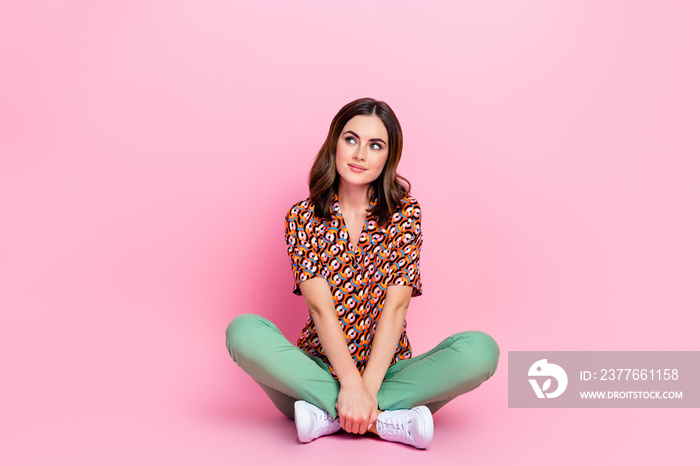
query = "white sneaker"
(376, 405, 433, 449)
(294, 400, 341, 443)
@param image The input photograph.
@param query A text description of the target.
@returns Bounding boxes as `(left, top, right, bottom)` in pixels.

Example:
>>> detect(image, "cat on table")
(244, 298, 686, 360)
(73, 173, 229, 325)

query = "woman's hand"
(336, 379, 378, 434)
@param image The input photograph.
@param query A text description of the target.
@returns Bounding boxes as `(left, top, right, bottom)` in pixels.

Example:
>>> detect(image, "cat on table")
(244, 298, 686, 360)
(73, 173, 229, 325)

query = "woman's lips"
(348, 164, 368, 173)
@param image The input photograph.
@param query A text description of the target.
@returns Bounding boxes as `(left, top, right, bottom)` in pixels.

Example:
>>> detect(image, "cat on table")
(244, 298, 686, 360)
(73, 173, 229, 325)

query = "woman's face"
(335, 114, 389, 192)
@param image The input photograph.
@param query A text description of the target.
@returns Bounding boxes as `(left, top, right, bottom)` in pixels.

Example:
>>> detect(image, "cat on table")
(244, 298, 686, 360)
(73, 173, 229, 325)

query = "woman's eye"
(345, 137, 357, 144)
(370, 143, 382, 150)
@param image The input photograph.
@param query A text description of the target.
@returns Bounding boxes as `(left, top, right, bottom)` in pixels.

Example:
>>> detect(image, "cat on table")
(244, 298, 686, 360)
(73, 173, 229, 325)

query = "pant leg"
(225, 313, 341, 418)
(377, 331, 500, 413)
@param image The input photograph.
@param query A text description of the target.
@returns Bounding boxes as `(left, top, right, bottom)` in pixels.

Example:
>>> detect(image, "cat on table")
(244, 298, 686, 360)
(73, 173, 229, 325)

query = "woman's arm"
(361, 284, 413, 424)
(298, 277, 377, 434)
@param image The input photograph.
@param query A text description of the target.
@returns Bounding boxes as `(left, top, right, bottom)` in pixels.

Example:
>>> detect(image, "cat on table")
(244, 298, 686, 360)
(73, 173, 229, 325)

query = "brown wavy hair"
(308, 98, 411, 227)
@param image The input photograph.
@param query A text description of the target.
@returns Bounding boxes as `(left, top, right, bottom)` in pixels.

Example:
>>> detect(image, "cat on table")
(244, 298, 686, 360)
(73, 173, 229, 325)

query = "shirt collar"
(331, 193, 377, 216)
(331, 194, 341, 215)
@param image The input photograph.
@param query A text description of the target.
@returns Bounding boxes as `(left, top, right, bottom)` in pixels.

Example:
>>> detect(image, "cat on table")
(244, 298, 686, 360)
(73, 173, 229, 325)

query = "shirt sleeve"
(285, 203, 322, 295)
(389, 199, 423, 297)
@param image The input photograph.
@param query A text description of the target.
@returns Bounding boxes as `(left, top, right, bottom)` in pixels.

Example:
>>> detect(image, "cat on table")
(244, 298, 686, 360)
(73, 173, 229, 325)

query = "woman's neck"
(337, 182, 370, 214)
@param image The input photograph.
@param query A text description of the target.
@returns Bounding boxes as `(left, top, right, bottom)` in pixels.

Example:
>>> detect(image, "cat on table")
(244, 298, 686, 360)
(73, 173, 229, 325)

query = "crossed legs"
(225, 313, 499, 419)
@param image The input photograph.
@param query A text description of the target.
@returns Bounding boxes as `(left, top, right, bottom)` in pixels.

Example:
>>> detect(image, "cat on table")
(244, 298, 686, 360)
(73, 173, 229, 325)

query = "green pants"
(226, 313, 499, 419)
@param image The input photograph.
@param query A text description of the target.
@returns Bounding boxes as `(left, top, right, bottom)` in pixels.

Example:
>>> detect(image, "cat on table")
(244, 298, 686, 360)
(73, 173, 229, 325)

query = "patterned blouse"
(285, 194, 422, 374)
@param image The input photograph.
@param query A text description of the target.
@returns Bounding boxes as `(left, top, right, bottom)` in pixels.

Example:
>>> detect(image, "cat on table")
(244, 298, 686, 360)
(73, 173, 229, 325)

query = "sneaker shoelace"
(379, 412, 413, 441)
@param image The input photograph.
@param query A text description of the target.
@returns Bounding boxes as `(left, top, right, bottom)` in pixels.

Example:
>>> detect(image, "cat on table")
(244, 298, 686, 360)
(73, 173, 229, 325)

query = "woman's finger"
(358, 421, 367, 435)
(368, 407, 379, 428)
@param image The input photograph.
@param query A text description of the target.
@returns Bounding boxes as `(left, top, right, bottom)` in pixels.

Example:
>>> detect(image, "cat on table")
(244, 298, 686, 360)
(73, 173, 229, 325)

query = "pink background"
(2, 1, 698, 464)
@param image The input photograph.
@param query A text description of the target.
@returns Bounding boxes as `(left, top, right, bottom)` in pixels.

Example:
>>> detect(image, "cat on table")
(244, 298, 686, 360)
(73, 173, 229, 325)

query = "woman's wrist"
(338, 371, 364, 389)
(361, 373, 382, 398)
